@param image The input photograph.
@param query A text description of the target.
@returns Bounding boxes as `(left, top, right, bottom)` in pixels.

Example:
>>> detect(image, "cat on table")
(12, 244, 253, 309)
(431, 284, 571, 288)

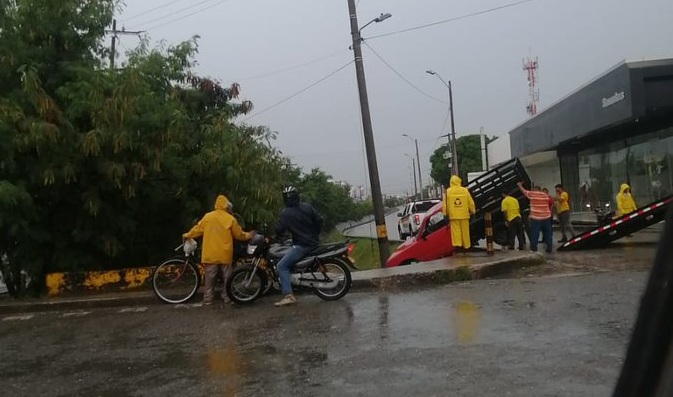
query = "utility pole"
(105, 19, 144, 69)
(414, 138, 423, 198)
(448, 80, 459, 175)
(405, 154, 418, 198)
(347, 0, 391, 266)
(411, 157, 418, 198)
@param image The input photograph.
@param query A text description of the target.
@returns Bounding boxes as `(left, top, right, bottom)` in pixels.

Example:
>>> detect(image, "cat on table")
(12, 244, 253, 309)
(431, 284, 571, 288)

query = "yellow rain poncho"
(183, 195, 251, 265)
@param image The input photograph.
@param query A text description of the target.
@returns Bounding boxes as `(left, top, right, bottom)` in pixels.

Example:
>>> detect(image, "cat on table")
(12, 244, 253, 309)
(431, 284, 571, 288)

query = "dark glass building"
(508, 58, 673, 214)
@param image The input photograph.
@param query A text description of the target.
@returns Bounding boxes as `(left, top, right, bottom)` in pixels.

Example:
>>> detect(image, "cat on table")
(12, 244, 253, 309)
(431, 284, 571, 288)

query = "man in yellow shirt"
(554, 184, 576, 243)
(501, 191, 525, 250)
(443, 175, 476, 252)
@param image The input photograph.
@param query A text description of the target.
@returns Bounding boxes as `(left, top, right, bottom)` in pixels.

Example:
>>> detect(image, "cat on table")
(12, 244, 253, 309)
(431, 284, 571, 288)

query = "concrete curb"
(0, 253, 544, 314)
(351, 253, 544, 291)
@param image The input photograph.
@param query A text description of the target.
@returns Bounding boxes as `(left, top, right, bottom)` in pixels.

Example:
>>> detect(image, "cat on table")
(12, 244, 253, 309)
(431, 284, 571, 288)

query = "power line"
(135, 0, 231, 30)
(363, 42, 447, 104)
(123, 0, 187, 22)
(237, 49, 348, 82)
(241, 60, 354, 122)
(365, 0, 538, 40)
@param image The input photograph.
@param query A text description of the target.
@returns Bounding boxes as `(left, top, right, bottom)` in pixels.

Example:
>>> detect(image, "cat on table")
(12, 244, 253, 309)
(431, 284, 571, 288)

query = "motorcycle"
(586, 202, 615, 226)
(225, 233, 354, 304)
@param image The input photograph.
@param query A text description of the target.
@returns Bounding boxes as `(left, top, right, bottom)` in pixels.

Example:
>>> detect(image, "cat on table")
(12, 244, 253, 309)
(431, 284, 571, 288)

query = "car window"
(424, 211, 448, 234)
(413, 201, 440, 213)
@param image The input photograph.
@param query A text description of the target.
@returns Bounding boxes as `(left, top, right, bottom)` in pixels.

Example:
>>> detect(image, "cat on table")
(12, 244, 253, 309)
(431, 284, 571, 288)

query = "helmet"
(282, 186, 300, 207)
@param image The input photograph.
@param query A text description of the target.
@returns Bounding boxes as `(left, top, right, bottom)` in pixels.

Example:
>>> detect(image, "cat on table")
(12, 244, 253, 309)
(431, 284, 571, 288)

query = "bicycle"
(151, 239, 201, 304)
(151, 239, 269, 304)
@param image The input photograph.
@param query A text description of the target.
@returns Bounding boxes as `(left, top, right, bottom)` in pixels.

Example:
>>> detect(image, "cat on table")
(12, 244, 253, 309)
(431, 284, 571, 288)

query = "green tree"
(430, 134, 495, 187)
(0, 0, 288, 294)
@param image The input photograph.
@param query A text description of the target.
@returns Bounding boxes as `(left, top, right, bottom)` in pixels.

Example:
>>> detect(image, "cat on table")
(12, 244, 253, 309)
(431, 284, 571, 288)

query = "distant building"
(503, 58, 673, 211)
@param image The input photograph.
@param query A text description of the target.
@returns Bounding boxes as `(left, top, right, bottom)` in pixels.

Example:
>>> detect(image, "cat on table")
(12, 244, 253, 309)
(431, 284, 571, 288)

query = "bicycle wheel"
(152, 258, 200, 304)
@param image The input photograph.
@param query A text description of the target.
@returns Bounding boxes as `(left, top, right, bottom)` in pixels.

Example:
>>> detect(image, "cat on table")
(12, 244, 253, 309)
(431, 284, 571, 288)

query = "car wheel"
(493, 223, 509, 246)
(398, 227, 407, 240)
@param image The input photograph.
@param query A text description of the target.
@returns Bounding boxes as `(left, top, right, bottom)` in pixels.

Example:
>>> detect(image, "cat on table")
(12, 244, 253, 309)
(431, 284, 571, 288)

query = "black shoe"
(518, 247, 524, 251)
(558, 239, 567, 243)
(546, 249, 553, 254)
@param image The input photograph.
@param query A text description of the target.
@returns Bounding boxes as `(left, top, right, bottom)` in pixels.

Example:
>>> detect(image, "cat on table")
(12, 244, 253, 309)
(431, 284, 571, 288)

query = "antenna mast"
(523, 56, 539, 116)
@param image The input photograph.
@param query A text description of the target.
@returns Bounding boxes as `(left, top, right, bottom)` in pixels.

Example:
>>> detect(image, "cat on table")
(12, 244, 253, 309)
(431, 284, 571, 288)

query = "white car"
(397, 199, 441, 239)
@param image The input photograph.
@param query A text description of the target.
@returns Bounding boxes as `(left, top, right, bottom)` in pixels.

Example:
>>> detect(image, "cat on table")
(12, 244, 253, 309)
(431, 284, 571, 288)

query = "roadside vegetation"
(0, 0, 376, 296)
(323, 229, 402, 271)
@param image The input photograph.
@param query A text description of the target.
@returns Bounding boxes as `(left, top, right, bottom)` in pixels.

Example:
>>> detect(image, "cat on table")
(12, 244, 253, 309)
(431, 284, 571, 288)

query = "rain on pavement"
(0, 270, 648, 396)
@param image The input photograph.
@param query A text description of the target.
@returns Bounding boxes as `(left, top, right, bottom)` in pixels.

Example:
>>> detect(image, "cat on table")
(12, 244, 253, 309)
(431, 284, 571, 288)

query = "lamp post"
(347, 1, 392, 266)
(404, 153, 418, 199)
(426, 70, 459, 175)
(402, 134, 423, 199)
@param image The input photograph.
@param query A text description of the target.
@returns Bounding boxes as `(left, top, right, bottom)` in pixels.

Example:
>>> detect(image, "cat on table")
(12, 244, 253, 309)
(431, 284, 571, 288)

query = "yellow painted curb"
(46, 267, 154, 296)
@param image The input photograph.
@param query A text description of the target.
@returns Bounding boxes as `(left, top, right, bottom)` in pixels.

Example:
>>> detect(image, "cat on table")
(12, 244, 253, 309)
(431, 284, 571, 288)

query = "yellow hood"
(619, 184, 630, 194)
(214, 195, 230, 211)
(450, 175, 462, 187)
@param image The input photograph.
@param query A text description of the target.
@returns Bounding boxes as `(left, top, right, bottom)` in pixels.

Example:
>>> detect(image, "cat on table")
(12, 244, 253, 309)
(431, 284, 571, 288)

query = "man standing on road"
(501, 192, 525, 250)
(555, 184, 577, 243)
(274, 186, 323, 307)
(443, 175, 476, 252)
(518, 182, 553, 253)
(183, 195, 253, 305)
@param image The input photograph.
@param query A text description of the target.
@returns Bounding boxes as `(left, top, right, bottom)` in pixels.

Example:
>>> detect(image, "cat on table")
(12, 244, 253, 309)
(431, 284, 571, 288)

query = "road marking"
(541, 272, 593, 278)
(174, 303, 203, 309)
(118, 307, 148, 313)
(2, 314, 35, 321)
(61, 311, 91, 317)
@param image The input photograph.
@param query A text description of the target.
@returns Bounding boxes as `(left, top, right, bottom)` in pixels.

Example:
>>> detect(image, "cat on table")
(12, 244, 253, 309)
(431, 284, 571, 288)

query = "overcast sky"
(115, 0, 673, 195)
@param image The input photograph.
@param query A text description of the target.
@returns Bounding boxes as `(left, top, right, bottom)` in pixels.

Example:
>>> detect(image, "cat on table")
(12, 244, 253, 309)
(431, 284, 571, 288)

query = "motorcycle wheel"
(226, 265, 267, 304)
(311, 260, 352, 301)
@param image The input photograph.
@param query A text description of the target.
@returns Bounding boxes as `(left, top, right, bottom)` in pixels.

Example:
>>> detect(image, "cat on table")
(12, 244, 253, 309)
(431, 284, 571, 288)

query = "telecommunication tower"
(523, 57, 539, 116)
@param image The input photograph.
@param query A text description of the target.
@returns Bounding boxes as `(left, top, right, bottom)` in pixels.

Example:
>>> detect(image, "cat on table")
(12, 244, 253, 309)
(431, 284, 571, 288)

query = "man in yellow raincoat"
(616, 183, 638, 217)
(183, 195, 253, 305)
(443, 175, 476, 252)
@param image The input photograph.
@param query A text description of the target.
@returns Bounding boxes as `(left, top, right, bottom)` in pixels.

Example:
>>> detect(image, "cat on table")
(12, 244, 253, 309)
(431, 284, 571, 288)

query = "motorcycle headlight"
(246, 245, 257, 255)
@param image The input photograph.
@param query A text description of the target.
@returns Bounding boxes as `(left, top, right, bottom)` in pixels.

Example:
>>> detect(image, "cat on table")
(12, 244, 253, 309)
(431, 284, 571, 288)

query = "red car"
(386, 202, 454, 267)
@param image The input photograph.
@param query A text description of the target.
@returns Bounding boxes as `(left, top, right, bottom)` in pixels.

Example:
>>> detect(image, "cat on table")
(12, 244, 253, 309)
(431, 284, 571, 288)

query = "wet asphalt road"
(0, 270, 646, 397)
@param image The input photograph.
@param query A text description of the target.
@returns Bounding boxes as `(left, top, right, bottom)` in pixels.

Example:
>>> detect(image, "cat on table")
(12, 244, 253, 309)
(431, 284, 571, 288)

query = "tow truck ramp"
(557, 194, 673, 251)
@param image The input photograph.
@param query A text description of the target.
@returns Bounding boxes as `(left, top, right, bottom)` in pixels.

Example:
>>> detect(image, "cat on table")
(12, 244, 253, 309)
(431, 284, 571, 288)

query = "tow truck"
(557, 194, 673, 251)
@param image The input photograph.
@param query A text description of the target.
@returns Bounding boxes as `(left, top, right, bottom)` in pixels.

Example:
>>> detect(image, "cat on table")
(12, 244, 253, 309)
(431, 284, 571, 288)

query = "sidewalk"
(0, 250, 543, 314)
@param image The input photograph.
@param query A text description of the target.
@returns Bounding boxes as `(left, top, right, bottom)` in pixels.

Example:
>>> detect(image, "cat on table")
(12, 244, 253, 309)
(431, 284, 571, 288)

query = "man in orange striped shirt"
(517, 182, 553, 253)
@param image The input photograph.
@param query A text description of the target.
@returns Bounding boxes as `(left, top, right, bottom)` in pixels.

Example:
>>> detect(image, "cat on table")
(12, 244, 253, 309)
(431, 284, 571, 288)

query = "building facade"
(507, 58, 673, 214)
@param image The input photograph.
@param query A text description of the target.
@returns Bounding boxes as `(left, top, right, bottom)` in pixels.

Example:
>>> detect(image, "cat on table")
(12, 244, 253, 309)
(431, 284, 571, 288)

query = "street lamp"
(426, 70, 459, 175)
(404, 153, 418, 198)
(347, 1, 392, 266)
(402, 133, 423, 199)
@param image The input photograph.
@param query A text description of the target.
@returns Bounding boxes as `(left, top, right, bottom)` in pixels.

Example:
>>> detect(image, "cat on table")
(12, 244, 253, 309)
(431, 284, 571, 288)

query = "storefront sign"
(602, 91, 625, 108)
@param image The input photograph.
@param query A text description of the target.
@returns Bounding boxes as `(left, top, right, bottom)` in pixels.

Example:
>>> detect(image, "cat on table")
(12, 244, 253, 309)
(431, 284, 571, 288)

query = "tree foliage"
(429, 134, 496, 187)
(282, 167, 373, 232)
(0, 0, 289, 293)
(0, 0, 375, 295)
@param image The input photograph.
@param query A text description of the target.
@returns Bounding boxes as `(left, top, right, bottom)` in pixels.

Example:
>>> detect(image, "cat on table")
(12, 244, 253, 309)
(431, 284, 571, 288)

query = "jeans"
(530, 218, 553, 253)
(277, 245, 314, 295)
